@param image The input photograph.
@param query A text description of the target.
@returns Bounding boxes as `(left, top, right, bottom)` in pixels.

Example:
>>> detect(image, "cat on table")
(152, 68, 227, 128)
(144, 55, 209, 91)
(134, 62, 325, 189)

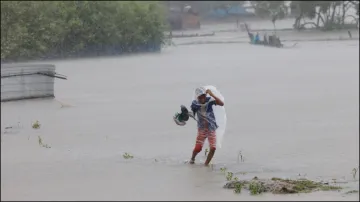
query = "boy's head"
(195, 87, 206, 104)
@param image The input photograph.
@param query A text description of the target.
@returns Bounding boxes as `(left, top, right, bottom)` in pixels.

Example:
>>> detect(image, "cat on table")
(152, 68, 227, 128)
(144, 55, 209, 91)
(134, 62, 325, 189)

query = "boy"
(189, 87, 224, 166)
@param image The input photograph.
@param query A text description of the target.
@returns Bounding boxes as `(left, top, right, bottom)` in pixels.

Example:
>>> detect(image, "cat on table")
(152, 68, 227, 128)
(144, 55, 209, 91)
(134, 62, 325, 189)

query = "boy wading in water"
(189, 87, 224, 166)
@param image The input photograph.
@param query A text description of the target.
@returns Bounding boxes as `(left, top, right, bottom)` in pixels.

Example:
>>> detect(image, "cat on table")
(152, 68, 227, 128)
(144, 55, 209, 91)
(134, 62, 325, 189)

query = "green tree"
(1, 1, 167, 62)
(290, 1, 317, 29)
(251, 1, 288, 30)
(290, 1, 359, 30)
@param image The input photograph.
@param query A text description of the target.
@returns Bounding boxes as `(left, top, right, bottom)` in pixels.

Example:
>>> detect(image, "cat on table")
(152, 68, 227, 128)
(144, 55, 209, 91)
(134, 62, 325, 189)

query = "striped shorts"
(195, 128, 216, 149)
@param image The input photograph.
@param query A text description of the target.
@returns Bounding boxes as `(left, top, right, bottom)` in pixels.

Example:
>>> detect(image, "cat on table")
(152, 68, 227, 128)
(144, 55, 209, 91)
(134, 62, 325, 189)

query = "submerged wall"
(1, 64, 56, 102)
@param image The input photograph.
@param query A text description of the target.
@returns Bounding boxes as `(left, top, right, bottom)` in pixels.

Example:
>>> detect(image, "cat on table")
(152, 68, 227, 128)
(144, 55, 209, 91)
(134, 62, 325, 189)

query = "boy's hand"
(206, 88, 225, 106)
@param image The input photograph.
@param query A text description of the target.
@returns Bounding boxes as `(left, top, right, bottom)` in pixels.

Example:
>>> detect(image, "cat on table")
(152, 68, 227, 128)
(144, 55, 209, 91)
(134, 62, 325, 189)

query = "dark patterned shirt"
(191, 97, 218, 131)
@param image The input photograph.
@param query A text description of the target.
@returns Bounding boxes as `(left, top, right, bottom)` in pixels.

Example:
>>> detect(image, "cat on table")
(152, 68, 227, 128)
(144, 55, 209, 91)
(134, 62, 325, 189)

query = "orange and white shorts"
(195, 128, 217, 149)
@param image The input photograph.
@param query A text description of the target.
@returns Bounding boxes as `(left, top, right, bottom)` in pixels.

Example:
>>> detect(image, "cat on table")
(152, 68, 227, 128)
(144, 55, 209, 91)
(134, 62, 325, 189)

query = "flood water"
(1, 40, 359, 200)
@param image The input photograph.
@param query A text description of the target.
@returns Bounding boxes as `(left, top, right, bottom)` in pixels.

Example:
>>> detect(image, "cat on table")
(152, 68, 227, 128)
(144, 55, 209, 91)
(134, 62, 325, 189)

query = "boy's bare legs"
(204, 130, 217, 166)
(191, 148, 215, 165)
(204, 148, 215, 166)
(189, 128, 217, 166)
(190, 129, 206, 164)
(189, 150, 199, 164)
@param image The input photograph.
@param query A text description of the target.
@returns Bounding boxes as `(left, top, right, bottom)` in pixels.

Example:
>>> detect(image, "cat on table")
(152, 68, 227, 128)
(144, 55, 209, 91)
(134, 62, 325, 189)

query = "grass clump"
(226, 172, 234, 181)
(233, 182, 243, 194)
(220, 167, 227, 174)
(249, 181, 266, 195)
(204, 148, 209, 156)
(270, 178, 342, 194)
(123, 152, 134, 159)
(38, 136, 51, 148)
(224, 177, 343, 195)
(32, 120, 41, 129)
(345, 190, 359, 194)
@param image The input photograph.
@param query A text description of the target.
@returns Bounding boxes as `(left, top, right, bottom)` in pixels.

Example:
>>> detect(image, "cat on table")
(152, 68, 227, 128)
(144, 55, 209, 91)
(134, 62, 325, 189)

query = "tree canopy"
(291, 1, 359, 29)
(251, 1, 359, 31)
(251, 1, 288, 29)
(1, 1, 167, 62)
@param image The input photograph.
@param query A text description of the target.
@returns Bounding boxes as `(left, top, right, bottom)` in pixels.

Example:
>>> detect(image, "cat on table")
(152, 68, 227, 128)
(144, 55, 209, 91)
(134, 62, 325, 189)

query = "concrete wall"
(1, 64, 56, 102)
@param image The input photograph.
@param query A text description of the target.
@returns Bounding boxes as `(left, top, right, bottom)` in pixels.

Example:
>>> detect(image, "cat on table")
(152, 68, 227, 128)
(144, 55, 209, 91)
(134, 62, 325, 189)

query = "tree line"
(175, 1, 359, 31)
(1, 1, 167, 62)
(251, 1, 359, 31)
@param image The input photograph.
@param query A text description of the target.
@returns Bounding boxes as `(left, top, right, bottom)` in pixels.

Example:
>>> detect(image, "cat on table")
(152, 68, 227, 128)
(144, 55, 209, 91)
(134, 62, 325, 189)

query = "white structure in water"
(1, 64, 67, 102)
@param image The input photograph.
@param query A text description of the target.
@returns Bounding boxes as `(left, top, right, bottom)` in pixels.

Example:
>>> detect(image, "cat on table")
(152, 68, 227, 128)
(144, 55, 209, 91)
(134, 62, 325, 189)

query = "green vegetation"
(249, 181, 267, 195)
(224, 176, 342, 195)
(123, 152, 134, 159)
(270, 178, 342, 194)
(345, 190, 359, 194)
(38, 136, 51, 148)
(233, 182, 243, 194)
(226, 172, 234, 181)
(251, 1, 288, 31)
(290, 1, 359, 30)
(251, 1, 359, 31)
(32, 120, 41, 129)
(1, 1, 167, 62)
(220, 167, 227, 174)
(204, 148, 209, 156)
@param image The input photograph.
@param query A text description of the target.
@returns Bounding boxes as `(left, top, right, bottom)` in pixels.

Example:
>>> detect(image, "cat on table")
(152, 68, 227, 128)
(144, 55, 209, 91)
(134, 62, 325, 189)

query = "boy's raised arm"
(206, 90, 224, 106)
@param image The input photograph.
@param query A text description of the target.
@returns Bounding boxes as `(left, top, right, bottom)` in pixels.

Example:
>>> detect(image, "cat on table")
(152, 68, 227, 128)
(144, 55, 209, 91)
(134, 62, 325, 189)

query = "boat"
(249, 41, 283, 48)
(243, 23, 291, 48)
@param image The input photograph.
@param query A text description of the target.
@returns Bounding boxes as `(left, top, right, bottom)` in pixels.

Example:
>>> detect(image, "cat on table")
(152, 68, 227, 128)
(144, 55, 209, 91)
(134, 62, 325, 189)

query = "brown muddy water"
(1, 40, 359, 200)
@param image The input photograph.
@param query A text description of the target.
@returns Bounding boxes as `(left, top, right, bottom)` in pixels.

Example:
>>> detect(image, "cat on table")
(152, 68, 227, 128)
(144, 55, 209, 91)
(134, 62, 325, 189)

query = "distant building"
(206, 4, 256, 19)
(167, 4, 200, 30)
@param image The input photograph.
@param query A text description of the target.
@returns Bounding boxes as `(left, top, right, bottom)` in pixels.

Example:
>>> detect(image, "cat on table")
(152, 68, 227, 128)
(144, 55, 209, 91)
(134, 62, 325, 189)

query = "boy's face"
(197, 94, 206, 104)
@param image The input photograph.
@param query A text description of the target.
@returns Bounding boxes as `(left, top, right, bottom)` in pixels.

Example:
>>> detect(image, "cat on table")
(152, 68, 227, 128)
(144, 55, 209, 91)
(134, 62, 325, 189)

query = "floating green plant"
(220, 167, 227, 174)
(249, 181, 266, 195)
(38, 136, 51, 148)
(224, 177, 343, 195)
(345, 190, 359, 194)
(32, 120, 41, 129)
(226, 172, 234, 181)
(123, 152, 134, 159)
(233, 182, 243, 194)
